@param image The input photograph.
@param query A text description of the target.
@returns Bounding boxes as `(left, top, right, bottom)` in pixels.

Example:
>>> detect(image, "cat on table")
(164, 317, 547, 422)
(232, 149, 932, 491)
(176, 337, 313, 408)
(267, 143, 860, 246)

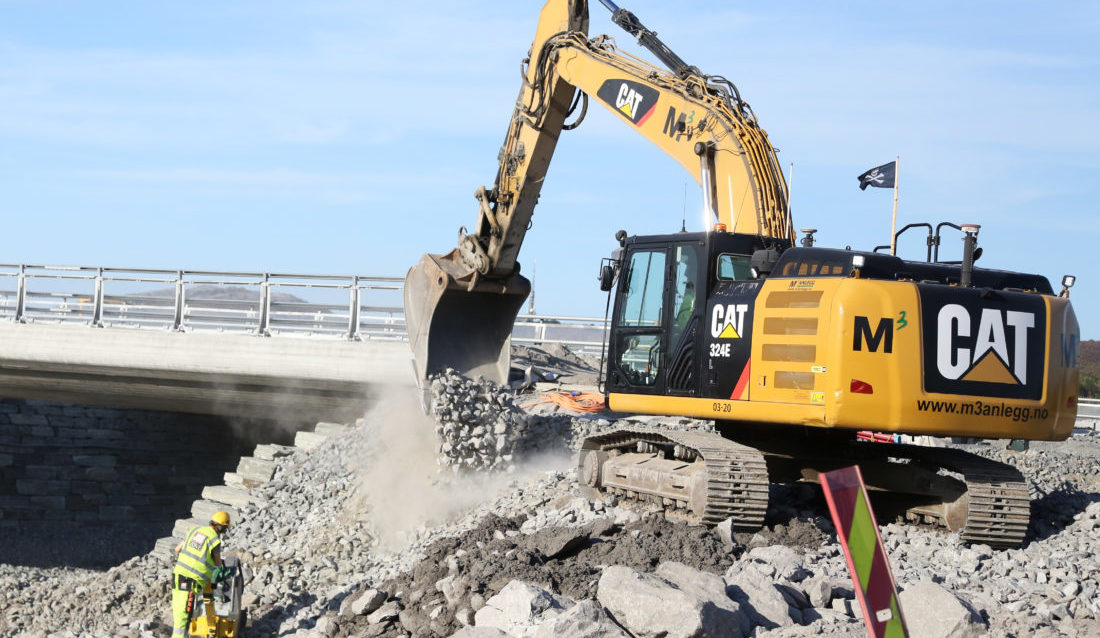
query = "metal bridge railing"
(0, 264, 608, 356)
(1078, 397, 1100, 420)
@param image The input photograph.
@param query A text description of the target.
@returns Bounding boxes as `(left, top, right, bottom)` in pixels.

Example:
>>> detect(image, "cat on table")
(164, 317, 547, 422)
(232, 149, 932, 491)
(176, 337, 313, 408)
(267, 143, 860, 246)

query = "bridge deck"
(0, 321, 411, 421)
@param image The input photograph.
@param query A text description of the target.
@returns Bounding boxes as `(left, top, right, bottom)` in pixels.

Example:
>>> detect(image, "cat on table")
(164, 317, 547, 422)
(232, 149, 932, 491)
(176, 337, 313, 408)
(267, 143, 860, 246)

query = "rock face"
(0, 397, 255, 564)
(1, 350, 1098, 638)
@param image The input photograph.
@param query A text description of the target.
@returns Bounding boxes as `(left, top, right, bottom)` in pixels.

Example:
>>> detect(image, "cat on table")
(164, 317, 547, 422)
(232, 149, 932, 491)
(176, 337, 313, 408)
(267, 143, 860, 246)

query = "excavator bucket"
(404, 249, 530, 409)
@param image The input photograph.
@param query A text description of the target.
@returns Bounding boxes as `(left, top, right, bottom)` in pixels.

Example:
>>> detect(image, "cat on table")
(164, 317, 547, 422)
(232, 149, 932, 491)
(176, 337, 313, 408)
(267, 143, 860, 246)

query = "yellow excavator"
(404, 0, 1080, 548)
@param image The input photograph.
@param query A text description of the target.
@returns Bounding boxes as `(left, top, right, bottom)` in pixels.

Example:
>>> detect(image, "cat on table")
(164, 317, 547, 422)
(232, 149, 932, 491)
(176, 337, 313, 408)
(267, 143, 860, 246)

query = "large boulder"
(340, 588, 386, 617)
(474, 580, 572, 636)
(724, 571, 800, 629)
(532, 600, 632, 638)
(597, 565, 743, 638)
(655, 562, 751, 637)
(898, 581, 987, 638)
(713, 518, 742, 552)
(800, 576, 833, 609)
(366, 601, 401, 625)
(736, 545, 807, 583)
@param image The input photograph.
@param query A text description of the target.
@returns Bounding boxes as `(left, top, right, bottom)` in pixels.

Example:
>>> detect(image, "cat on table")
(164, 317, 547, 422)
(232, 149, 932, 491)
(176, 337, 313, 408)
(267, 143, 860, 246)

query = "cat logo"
(616, 84, 644, 119)
(596, 79, 659, 126)
(920, 289, 1046, 401)
(711, 304, 748, 339)
(937, 304, 1035, 385)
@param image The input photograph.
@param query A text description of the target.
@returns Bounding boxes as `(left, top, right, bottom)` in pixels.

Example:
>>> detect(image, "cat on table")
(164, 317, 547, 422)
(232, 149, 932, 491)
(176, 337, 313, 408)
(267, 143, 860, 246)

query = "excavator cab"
(602, 229, 780, 399)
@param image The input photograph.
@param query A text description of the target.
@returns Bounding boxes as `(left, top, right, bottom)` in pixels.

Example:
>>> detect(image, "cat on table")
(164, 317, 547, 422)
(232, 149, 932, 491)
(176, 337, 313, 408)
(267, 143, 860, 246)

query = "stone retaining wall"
(0, 398, 289, 527)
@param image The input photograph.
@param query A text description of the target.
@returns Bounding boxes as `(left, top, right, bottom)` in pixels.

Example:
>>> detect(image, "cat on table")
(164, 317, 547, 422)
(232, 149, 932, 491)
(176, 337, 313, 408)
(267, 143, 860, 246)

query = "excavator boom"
(405, 0, 791, 397)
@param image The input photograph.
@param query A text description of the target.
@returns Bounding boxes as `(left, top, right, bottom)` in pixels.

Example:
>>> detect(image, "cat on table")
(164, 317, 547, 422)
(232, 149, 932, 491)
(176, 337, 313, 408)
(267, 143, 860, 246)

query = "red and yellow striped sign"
(820, 465, 908, 638)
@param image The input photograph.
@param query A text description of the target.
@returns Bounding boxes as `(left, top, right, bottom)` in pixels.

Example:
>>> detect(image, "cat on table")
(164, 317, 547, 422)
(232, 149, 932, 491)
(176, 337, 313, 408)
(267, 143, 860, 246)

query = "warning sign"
(820, 466, 908, 638)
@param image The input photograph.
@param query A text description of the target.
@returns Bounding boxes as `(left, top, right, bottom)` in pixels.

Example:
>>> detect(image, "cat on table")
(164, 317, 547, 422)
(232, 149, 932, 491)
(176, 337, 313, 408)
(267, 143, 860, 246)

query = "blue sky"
(2, 1, 1098, 336)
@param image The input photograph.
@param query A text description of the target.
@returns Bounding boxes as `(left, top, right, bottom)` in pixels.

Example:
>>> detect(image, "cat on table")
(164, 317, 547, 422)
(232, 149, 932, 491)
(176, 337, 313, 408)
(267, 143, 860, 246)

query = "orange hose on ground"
(522, 391, 606, 413)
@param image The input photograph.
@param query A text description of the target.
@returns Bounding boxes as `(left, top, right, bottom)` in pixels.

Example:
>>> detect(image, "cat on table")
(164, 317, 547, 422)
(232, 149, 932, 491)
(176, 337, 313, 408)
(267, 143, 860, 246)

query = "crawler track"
(895, 445, 1030, 548)
(580, 428, 769, 530)
(581, 428, 1031, 548)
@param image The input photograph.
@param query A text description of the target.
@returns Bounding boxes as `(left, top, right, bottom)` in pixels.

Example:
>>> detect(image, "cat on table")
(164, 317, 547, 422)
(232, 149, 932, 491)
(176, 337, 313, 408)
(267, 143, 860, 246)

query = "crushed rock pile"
(428, 370, 567, 473)
(510, 344, 602, 388)
(298, 426, 1100, 638)
(4, 358, 1098, 638)
(428, 369, 719, 474)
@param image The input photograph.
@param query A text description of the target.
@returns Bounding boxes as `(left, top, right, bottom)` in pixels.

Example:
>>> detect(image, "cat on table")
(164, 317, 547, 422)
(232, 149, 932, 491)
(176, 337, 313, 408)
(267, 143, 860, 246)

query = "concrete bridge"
(0, 264, 607, 420)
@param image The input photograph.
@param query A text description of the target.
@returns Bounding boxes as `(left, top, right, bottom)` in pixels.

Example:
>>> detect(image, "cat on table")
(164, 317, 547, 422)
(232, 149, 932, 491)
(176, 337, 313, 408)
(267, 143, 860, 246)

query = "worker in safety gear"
(170, 511, 231, 637)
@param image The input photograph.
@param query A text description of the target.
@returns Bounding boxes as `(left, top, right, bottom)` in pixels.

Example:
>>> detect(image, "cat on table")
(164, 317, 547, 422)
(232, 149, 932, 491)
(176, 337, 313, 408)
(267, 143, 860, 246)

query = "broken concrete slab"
(236, 456, 277, 482)
(294, 430, 329, 450)
(201, 485, 255, 508)
(252, 443, 296, 461)
(190, 499, 238, 524)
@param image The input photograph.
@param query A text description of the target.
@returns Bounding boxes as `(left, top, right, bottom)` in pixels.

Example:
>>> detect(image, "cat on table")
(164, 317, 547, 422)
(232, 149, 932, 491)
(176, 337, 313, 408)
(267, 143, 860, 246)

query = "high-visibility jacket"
(173, 525, 221, 585)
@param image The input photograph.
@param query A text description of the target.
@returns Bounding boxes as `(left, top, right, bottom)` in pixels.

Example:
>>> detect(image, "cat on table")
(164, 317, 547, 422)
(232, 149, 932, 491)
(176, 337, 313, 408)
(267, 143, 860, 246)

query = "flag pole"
(889, 154, 900, 256)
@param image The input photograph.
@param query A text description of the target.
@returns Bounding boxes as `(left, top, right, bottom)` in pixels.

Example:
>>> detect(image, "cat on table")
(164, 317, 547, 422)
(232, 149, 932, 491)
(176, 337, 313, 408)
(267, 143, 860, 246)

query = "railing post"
(347, 276, 362, 341)
(15, 264, 26, 323)
(90, 267, 104, 327)
(256, 273, 271, 336)
(171, 270, 185, 332)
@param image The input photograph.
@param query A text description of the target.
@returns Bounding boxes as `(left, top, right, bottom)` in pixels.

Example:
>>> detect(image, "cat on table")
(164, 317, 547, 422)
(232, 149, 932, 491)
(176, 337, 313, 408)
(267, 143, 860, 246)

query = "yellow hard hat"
(211, 511, 231, 528)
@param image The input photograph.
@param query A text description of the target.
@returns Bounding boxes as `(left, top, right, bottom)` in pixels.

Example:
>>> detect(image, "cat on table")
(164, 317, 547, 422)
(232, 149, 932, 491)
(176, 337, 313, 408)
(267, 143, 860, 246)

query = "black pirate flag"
(857, 161, 897, 190)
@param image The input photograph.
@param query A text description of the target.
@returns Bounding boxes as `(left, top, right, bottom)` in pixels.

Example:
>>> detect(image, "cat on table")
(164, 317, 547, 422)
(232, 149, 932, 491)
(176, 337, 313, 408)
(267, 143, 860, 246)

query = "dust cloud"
(350, 385, 572, 553)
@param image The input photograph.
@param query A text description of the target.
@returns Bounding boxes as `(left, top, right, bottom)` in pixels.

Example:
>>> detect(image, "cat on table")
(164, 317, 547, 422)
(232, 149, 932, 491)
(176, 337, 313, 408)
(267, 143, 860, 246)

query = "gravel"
(1, 348, 1097, 638)
(429, 369, 572, 474)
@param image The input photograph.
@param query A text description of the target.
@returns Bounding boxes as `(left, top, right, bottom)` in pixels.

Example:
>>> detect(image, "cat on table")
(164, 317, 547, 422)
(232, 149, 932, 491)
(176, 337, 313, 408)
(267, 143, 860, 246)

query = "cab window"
(616, 249, 667, 386)
(717, 253, 753, 280)
(617, 249, 666, 327)
(671, 244, 700, 349)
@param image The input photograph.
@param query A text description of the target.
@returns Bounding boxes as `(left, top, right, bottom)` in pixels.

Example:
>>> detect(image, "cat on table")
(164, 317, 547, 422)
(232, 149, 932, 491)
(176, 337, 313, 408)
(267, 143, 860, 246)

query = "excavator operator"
(170, 510, 232, 637)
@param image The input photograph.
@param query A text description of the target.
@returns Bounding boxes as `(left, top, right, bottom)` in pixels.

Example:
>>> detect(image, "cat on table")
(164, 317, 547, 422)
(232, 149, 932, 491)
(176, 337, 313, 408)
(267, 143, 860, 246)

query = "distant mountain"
(135, 285, 307, 304)
(1080, 340, 1100, 378)
(1079, 340, 1099, 398)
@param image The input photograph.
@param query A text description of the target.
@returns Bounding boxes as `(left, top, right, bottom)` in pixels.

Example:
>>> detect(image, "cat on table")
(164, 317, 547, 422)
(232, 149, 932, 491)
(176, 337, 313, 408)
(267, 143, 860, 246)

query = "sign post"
(820, 465, 908, 638)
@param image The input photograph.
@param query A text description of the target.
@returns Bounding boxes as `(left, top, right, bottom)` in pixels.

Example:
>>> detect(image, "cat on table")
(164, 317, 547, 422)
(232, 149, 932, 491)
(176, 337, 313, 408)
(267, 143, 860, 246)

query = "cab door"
(606, 241, 702, 396)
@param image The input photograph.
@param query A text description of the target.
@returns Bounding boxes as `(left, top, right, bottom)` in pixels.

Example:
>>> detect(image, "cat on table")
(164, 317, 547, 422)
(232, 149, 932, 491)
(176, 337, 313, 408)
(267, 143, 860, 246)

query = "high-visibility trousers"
(171, 587, 191, 637)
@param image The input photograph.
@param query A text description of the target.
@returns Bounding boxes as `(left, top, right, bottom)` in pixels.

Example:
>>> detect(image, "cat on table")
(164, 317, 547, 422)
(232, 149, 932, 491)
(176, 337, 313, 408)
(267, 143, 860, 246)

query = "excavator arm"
(404, 0, 792, 401)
